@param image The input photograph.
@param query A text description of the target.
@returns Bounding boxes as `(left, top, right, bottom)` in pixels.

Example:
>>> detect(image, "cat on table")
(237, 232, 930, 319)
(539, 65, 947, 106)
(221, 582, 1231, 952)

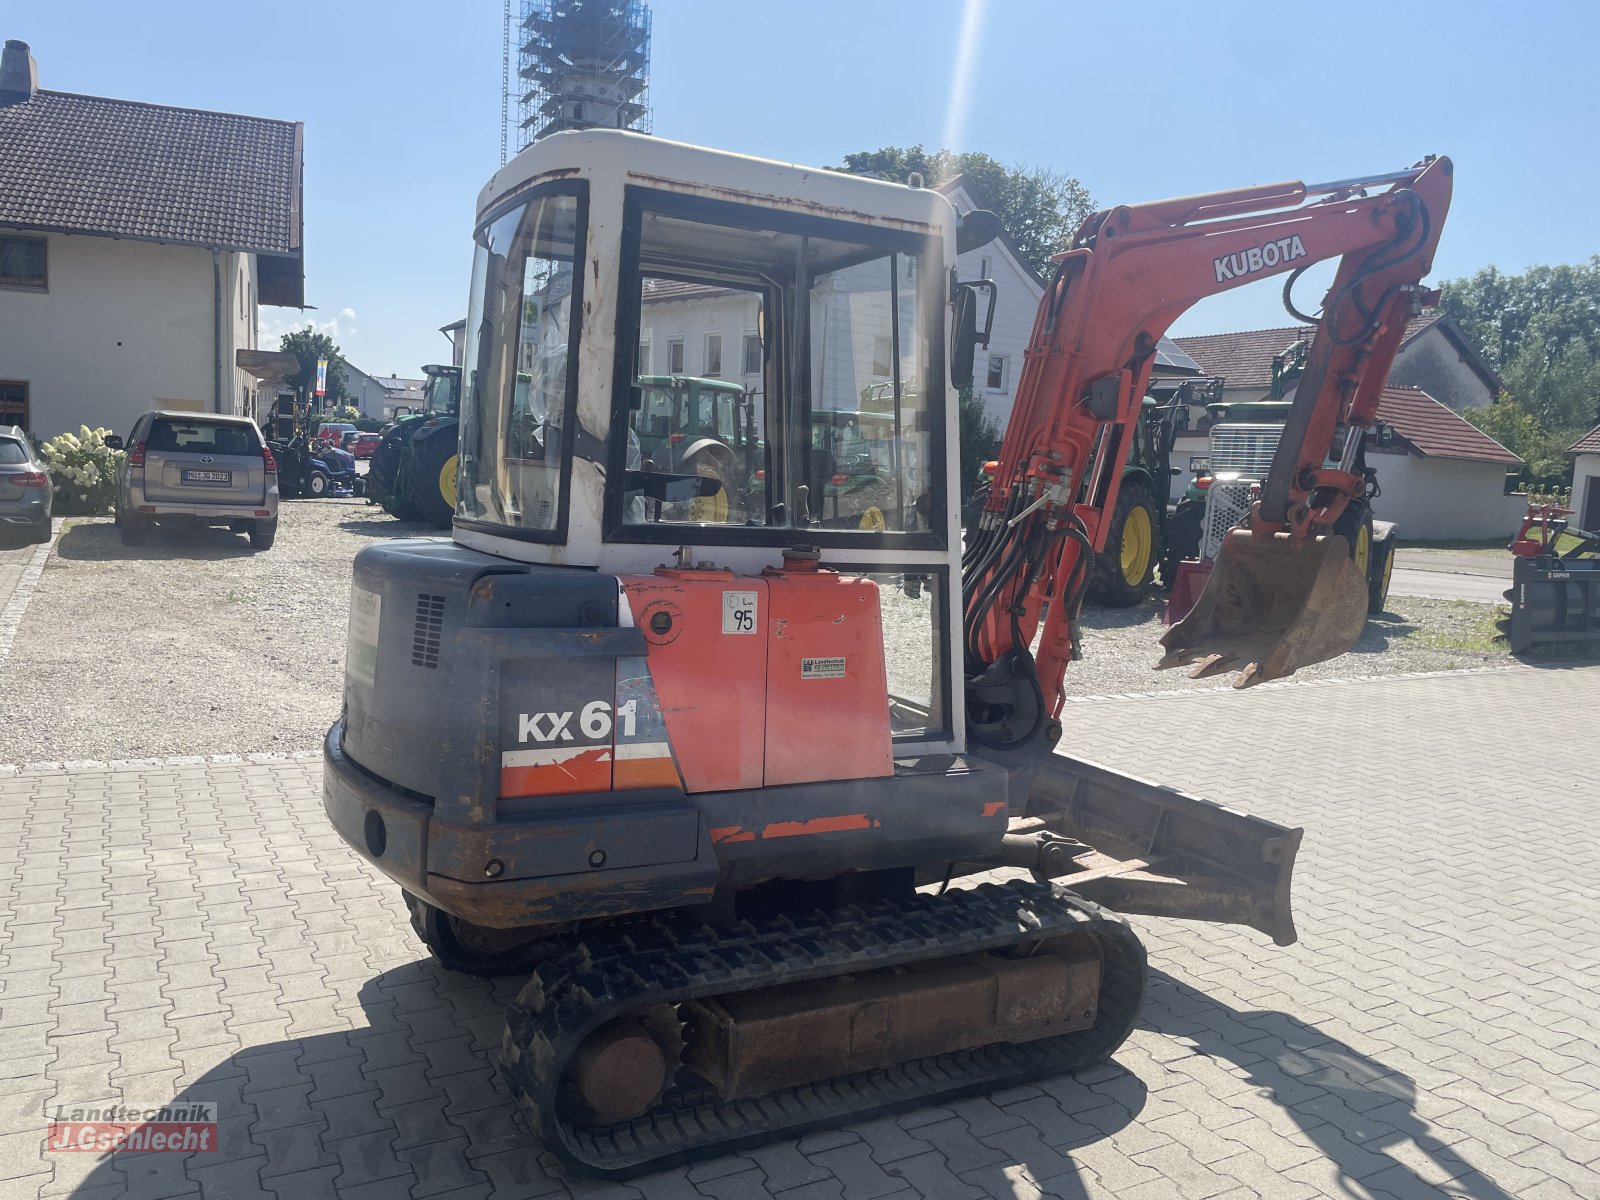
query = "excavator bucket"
(1157, 529, 1367, 688)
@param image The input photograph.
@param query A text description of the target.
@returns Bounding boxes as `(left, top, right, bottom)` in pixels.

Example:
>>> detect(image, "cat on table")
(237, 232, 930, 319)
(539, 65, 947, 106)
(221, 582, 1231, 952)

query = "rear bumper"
(323, 720, 720, 929)
(122, 476, 278, 522)
(123, 497, 277, 521)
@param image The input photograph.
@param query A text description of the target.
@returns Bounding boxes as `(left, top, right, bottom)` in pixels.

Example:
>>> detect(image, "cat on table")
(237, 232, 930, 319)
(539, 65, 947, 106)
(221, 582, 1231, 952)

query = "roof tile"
(1173, 314, 1444, 390)
(1376, 386, 1521, 465)
(0, 89, 299, 253)
(1568, 424, 1600, 455)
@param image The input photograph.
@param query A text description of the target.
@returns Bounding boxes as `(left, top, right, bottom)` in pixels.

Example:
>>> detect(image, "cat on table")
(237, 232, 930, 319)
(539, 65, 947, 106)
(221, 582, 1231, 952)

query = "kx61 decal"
(516, 699, 638, 744)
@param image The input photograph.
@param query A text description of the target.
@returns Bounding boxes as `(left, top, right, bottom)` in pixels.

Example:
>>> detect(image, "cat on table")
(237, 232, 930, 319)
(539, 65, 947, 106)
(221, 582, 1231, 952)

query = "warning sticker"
(723, 590, 758, 635)
(801, 656, 846, 680)
(347, 586, 381, 687)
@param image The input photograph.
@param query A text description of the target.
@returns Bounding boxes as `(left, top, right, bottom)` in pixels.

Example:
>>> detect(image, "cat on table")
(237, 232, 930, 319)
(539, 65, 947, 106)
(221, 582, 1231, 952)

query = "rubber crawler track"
(499, 880, 1148, 1178)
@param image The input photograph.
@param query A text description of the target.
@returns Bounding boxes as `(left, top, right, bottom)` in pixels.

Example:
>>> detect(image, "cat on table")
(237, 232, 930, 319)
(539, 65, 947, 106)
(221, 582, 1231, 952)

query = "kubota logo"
(1214, 234, 1307, 283)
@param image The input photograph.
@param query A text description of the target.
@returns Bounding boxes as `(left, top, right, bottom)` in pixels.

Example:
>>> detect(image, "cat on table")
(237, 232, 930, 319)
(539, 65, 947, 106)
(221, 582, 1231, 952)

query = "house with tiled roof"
(1568, 424, 1600, 531)
(1173, 313, 1500, 414)
(0, 39, 304, 438)
(1166, 311, 1525, 537)
(1367, 386, 1526, 539)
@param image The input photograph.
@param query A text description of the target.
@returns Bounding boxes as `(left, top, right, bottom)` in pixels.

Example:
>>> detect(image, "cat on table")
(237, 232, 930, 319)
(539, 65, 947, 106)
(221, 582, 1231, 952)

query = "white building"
(0, 40, 304, 438)
(342, 361, 392, 420)
(1569, 426, 1600, 531)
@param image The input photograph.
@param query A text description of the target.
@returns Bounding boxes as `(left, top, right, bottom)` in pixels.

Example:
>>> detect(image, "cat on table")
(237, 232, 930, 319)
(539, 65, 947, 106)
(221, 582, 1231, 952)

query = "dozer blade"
(1026, 753, 1302, 946)
(1157, 529, 1367, 688)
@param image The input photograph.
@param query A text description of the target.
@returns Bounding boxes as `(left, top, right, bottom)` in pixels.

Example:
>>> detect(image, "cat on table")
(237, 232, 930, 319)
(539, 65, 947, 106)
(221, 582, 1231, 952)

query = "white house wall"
(1572, 452, 1600, 529)
(1369, 453, 1525, 540)
(1387, 335, 1496, 413)
(223, 250, 259, 421)
(0, 230, 223, 438)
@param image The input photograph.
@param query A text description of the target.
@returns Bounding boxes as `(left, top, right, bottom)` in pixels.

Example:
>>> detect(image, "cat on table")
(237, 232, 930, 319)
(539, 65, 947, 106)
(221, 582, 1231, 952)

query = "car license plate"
(181, 469, 232, 486)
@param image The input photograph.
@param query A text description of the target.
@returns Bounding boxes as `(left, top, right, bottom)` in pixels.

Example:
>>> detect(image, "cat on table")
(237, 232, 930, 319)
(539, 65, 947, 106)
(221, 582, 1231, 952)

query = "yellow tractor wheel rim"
(858, 506, 886, 533)
(1120, 504, 1153, 585)
(439, 455, 458, 511)
(1354, 522, 1371, 580)
(686, 456, 729, 524)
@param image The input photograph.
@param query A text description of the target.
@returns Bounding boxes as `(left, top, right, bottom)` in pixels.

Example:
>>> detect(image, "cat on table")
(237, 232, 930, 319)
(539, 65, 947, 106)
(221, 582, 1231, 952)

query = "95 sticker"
(723, 591, 758, 635)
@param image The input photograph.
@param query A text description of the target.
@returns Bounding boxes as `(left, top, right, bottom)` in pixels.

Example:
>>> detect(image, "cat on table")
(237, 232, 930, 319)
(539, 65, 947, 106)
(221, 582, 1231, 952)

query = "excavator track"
(499, 880, 1147, 1178)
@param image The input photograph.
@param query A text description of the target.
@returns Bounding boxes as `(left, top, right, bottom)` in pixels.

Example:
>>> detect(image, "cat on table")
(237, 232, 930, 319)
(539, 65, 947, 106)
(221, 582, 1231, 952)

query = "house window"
(985, 354, 1009, 392)
(667, 337, 684, 374)
(872, 336, 893, 378)
(704, 332, 723, 376)
(637, 337, 651, 375)
(0, 381, 30, 431)
(0, 236, 47, 290)
(742, 332, 761, 375)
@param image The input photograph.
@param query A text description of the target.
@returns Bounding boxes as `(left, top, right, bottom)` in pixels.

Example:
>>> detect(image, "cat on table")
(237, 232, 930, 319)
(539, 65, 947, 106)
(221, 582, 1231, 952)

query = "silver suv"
(110, 412, 279, 549)
(0, 425, 52, 546)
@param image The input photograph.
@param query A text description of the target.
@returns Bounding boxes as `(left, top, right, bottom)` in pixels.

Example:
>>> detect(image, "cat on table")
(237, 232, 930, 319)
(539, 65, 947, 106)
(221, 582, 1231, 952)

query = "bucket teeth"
(1156, 530, 1368, 689)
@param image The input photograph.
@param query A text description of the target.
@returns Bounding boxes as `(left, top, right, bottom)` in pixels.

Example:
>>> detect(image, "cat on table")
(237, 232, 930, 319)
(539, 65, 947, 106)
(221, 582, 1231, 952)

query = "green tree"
(836, 146, 1093, 277)
(957, 384, 1001, 496)
(1439, 255, 1600, 372)
(279, 327, 350, 406)
(1441, 256, 1600, 488)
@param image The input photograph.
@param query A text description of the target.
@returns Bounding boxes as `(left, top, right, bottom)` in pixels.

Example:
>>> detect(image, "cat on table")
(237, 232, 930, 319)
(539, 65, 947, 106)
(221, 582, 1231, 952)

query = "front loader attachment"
(1157, 529, 1367, 688)
(1024, 753, 1302, 947)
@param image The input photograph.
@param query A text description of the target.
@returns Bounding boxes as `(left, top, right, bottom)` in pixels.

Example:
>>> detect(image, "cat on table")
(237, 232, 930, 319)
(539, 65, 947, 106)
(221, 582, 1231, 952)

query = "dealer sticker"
(347, 586, 382, 686)
(723, 591, 758, 635)
(801, 656, 846, 680)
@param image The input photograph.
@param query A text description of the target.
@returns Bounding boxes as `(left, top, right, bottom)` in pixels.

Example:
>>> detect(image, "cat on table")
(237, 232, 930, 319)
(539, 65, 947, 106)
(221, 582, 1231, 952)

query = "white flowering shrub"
(37, 426, 123, 515)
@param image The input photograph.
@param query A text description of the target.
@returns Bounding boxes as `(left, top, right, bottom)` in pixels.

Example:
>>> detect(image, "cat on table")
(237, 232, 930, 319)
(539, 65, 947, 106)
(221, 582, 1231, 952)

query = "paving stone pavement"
(1, 664, 1597, 1199)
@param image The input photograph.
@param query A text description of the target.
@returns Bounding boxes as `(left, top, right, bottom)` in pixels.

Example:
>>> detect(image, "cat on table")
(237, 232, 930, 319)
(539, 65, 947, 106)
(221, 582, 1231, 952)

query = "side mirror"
(105, 435, 124, 450)
(1374, 422, 1395, 448)
(956, 209, 1005, 256)
(951, 286, 978, 389)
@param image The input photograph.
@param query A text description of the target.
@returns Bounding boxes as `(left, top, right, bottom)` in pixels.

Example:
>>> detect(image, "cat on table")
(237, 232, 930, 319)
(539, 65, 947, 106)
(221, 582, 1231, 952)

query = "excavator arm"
(963, 157, 1452, 748)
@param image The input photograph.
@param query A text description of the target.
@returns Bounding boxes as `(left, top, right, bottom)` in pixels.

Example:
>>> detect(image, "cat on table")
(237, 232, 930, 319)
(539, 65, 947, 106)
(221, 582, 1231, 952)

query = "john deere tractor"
(1084, 377, 1219, 606)
(369, 364, 460, 528)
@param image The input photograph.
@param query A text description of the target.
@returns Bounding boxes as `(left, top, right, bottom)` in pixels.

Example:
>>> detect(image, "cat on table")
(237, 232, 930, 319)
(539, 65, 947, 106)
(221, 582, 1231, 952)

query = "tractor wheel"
(306, 469, 330, 499)
(1333, 504, 1383, 613)
(403, 891, 564, 978)
(682, 449, 734, 524)
(1367, 536, 1396, 614)
(1158, 500, 1203, 589)
(408, 429, 459, 529)
(1089, 481, 1160, 607)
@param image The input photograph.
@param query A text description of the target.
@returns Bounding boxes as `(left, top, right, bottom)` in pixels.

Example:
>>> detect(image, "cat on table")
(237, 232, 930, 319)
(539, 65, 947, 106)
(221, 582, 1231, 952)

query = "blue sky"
(14, 1, 1597, 376)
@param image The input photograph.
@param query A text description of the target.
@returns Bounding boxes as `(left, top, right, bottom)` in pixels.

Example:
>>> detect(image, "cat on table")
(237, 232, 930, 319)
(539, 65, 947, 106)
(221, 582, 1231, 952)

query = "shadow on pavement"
(1144, 968, 1517, 1200)
(52, 519, 257, 562)
(336, 516, 443, 538)
(72, 957, 1149, 1199)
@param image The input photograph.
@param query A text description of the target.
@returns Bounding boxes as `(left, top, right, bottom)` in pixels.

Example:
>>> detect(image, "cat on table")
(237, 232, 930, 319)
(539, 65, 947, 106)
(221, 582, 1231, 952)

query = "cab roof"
(478, 129, 953, 237)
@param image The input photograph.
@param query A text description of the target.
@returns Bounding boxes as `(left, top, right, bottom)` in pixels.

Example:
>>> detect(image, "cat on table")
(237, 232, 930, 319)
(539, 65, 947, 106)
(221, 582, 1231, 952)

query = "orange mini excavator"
(324, 132, 1451, 1175)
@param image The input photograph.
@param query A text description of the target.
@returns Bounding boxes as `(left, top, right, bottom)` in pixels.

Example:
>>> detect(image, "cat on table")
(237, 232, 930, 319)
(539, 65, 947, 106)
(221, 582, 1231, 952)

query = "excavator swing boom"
(965, 157, 1452, 730)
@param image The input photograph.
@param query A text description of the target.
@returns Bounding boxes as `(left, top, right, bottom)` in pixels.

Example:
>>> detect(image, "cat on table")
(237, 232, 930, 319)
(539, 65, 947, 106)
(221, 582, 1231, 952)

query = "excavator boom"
(965, 158, 1452, 731)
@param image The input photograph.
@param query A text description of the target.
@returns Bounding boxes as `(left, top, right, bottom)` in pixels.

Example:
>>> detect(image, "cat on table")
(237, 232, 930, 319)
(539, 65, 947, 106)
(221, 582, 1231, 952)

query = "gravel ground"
(1065, 592, 1518, 698)
(0, 498, 439, 764)
(0, 504, 1528, 764)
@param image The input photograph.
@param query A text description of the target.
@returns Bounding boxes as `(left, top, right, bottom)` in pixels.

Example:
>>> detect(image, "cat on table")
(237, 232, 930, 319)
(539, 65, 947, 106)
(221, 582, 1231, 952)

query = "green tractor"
(1083, 377, 1219, 607)
(963, 380, 1206, 605)
(369, 364, 461, 528)
(631, 375, 760, 523)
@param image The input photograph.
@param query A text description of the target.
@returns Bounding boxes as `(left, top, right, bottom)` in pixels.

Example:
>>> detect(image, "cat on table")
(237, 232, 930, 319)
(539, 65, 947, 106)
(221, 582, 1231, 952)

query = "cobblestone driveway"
(2, 664, 1596, 1199)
